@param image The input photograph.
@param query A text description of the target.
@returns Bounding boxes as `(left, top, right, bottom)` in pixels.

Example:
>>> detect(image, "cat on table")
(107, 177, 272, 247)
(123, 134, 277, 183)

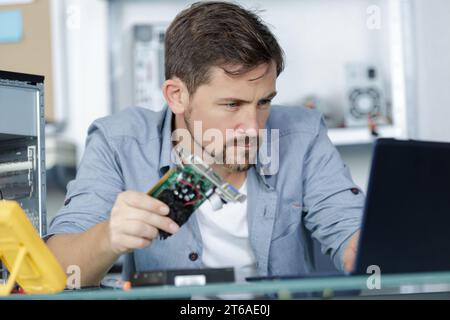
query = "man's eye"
(258, 99, 272, 108)
(223, 102, 240, 109)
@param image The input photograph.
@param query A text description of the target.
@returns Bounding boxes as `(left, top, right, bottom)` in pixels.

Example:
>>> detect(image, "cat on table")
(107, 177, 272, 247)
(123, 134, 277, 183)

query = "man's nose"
(239, 107, 260, 132)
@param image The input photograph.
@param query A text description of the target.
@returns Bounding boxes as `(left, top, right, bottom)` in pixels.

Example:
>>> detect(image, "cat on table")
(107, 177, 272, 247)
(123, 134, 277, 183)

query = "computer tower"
(132, 24, 167, 111)
(0, 70, 47, 282)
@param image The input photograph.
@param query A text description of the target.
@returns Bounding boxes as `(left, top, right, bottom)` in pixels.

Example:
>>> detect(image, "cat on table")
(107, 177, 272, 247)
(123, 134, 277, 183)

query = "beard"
(183, 112, 260, 173)
(217, 135, 259, 172)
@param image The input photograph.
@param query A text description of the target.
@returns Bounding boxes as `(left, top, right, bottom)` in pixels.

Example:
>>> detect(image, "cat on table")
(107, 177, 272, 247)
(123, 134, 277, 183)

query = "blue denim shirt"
(47, 105, 364, 276)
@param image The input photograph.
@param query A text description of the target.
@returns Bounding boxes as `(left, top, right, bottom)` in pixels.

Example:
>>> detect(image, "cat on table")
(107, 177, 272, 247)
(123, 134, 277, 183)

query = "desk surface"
(2, 271, 450, 300)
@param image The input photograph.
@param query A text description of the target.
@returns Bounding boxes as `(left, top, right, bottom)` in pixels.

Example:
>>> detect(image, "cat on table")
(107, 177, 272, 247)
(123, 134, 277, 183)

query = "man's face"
(183, 62, 277, 172)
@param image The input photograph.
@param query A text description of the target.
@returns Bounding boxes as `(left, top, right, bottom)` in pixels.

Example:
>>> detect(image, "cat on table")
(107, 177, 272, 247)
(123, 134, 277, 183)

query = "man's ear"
(162, 78, 190, 114)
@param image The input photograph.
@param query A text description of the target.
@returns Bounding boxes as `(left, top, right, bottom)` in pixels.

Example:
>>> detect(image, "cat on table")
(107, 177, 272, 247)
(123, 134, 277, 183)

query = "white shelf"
(328, 125, 405, 146)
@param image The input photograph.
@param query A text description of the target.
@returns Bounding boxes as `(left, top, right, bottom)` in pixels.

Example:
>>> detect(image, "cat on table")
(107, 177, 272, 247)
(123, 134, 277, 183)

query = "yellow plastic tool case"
(0, 200, 67, 296)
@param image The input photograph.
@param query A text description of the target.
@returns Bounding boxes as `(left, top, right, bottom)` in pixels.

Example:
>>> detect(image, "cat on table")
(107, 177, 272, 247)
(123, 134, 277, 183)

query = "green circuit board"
(147, 165, 216, 239)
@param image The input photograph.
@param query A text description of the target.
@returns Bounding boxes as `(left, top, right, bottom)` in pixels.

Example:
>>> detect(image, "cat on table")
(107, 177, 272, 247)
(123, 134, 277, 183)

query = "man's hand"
(46, 191, 180, 287)
(343, 231, 360, 273)
(107, 191, 180, 255)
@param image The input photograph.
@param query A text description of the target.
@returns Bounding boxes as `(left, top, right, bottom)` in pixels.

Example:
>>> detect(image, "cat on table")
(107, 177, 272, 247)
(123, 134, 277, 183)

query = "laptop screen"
(355, 138, 450, 274)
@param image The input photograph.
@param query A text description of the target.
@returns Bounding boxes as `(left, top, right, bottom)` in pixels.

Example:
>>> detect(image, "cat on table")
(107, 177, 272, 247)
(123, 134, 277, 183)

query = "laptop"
(248, 138, 450, 281)
(354, 138, 450, 275)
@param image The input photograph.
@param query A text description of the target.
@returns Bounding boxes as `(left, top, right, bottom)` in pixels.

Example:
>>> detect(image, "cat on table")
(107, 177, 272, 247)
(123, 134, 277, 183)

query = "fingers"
(120, 206, 180, 235)
(109, 191, 180, 255)
(118, 191, 170, 215)
(119, 234, 153, 251)
(121, 219, 158, 240)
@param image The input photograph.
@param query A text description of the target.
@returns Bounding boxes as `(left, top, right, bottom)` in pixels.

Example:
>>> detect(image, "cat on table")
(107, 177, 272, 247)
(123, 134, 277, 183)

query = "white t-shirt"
(196, 179, 257, 282)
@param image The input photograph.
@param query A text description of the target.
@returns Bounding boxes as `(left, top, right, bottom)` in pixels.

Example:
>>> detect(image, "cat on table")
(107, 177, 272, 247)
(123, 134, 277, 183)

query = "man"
(46, 1, 363, 287)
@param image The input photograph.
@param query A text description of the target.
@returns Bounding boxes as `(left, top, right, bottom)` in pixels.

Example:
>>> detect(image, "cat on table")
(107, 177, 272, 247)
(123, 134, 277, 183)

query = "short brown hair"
(165, 1, 285, 94)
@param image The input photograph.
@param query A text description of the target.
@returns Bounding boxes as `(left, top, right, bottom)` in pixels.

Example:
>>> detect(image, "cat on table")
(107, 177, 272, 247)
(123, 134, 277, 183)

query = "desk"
(2, 271, 450, 300)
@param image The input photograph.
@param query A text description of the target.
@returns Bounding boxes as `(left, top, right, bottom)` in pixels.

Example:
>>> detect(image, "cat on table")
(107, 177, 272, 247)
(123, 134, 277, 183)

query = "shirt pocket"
(271, 201, 303, 242)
